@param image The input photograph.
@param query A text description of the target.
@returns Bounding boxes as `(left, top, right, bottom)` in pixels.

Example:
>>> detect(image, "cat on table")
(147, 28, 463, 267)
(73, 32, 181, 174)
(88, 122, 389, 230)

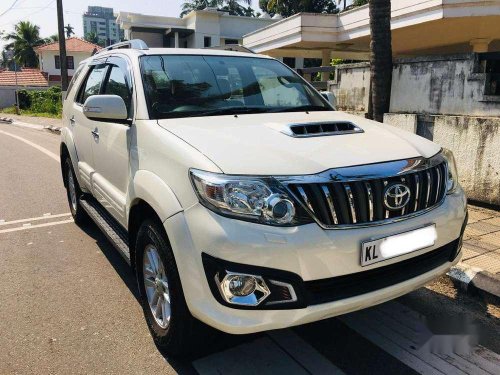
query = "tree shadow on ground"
(77, 219, 263, 373)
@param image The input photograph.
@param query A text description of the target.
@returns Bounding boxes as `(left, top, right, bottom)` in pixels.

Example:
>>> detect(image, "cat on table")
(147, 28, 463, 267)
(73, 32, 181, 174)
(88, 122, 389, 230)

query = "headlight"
(190, 169, 312, 226)
(442, 148, 458, 193)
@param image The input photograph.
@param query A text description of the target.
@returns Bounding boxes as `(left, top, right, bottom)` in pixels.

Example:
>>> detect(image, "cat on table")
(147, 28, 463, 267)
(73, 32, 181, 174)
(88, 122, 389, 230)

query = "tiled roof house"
(35, 37, 102, 83)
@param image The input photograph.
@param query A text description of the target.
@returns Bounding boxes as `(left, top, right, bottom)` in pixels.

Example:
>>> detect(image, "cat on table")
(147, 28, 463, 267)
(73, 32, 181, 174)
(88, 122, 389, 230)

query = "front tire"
(135, 219, 200, 357)
(64, 157, 89, 225)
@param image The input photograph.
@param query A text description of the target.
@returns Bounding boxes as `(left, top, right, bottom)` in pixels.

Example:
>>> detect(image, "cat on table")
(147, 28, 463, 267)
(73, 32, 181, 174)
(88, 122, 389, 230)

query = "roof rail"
(207, 44, 255, 54)
(94, 39, 149, 55)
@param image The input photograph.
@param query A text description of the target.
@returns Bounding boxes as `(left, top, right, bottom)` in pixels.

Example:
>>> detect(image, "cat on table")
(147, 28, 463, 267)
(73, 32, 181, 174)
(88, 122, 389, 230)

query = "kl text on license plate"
(361, 224, 437, 267)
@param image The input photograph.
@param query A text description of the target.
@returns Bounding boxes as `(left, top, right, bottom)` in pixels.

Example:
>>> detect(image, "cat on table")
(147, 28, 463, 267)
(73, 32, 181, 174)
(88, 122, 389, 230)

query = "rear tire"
(64, 157, 89, 225)
(135, 219, 201, 357)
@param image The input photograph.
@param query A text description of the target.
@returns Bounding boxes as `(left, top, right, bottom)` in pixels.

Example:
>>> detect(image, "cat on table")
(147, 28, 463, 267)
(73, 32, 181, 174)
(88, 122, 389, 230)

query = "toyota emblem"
(384, 183, 411, 211)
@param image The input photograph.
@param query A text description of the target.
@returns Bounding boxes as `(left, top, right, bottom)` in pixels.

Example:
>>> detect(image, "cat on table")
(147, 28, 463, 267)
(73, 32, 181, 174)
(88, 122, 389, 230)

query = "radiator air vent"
(284, 121, 364, 138)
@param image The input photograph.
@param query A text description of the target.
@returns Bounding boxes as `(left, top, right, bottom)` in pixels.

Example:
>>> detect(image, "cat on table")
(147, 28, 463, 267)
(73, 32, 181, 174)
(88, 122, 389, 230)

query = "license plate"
(361, 224, 437, 267)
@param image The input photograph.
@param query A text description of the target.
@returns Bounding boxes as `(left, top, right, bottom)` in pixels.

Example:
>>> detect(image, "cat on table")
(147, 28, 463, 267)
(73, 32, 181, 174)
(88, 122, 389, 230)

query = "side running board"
(79, 196, 131, 265)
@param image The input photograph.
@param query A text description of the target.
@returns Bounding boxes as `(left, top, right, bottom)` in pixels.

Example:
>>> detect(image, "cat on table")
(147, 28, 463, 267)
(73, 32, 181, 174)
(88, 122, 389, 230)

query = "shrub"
(17, 86, 62, 115)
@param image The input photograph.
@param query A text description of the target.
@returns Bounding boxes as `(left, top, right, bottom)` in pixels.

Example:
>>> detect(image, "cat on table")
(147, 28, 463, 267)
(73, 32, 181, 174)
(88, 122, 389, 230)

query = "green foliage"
(180, 0, 256, 17)
(260, 0, 337, 17)
(17, 86, 62, 116)
(84, 31, 99, 44)
(353, 0, 369, 6)
(2, 21, 45, 68)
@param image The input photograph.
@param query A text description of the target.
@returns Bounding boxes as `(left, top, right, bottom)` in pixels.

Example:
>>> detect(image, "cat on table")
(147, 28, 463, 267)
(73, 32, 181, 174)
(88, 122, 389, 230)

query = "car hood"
(157, 111, 441, 175)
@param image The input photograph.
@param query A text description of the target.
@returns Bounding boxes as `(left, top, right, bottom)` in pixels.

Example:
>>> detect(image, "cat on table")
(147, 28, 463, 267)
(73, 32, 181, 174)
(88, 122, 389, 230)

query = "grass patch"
(0, 106, 62, 119)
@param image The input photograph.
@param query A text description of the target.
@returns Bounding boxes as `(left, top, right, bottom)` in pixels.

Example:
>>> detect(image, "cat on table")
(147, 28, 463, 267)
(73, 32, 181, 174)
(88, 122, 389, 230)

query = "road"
(0, 122, 499, 375)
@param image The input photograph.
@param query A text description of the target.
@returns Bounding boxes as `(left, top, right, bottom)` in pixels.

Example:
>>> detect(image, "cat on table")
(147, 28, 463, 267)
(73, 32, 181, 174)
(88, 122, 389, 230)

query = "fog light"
(217, 272, 271, 306)
(226, 275, 256, 296)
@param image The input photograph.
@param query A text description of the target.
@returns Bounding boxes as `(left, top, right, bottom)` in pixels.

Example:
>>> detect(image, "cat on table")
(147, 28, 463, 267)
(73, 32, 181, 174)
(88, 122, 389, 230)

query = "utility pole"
(56, 0, 68, 92)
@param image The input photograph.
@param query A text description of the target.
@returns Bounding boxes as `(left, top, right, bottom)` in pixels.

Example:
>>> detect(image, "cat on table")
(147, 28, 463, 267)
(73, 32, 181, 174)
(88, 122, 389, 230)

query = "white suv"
(60, 40, 467, 356)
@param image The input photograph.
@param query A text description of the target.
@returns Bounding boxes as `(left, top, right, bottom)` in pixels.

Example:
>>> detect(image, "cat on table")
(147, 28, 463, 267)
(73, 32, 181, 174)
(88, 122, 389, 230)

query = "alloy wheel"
(143, 245, 171, 329)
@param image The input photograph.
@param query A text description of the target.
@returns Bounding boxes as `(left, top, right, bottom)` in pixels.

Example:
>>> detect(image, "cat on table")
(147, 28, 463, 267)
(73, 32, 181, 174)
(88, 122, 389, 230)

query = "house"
(243, 0, 500, 207)
(35, 37, 102, 85)
(0, 68, 48, 109)
(117, 8, 278, 49)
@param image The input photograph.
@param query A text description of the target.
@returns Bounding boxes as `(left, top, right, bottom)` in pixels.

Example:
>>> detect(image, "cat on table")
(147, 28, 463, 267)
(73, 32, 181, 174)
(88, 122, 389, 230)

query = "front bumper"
(164, 187, 467, 334)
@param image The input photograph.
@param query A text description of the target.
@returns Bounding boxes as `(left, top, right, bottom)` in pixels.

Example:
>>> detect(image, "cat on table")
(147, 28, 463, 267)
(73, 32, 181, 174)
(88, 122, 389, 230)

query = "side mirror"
(83, 95, 128, 121)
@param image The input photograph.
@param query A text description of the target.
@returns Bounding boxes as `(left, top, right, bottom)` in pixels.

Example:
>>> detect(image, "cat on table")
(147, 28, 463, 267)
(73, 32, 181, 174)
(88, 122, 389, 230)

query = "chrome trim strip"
(435, 166, 441, 204)
(274, 153, 445, 184)
(383, 180, 389, 219)
(344, 184, 357, 224)
(425, 171, 432, 207)
(296, 186, 315, 213)
(401, 177, 407, 216)
(365, 182, 374, 222)
(414, 173, 420, 212)
(321, 185, 338, 225)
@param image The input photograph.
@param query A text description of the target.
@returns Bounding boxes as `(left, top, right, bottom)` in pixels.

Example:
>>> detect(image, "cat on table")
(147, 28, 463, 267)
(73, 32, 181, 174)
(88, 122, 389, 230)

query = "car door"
(89, 56, 134, 227)
(71, 61, 109, 191)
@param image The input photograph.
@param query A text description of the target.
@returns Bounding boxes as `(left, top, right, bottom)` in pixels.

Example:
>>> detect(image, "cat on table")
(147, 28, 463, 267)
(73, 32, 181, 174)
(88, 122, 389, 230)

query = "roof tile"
(0, 68, 49, 87)
(36, 37, 102, 53)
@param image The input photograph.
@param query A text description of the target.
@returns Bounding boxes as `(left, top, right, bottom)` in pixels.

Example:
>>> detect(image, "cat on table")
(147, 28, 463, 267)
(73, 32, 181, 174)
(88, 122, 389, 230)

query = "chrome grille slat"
(414, 174, 420, 211)
(344, 184, 357, 224)
(288, 160, 447, 229)
(435, 167, 441, 204)
(296, 186, 314, 213)
(321, 185, 339, 225)
(425, 170, 432, 207)
(365, 182, 374, 222)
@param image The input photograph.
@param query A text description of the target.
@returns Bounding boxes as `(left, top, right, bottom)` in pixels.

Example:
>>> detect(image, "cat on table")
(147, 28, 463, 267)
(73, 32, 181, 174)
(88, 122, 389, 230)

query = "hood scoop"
(282, 121, 364, 138)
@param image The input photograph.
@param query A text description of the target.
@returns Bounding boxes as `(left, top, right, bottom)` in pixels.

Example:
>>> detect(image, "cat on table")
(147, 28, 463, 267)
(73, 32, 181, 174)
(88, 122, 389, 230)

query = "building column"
(174, 32, 180, 48)
(321, 49, 331, 82)
(470, 38, 491, 53)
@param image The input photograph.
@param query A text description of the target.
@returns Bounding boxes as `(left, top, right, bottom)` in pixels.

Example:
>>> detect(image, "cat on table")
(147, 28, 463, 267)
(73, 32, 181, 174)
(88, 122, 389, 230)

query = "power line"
(0, 0, 21, 18)
(0, 0, 56, 27)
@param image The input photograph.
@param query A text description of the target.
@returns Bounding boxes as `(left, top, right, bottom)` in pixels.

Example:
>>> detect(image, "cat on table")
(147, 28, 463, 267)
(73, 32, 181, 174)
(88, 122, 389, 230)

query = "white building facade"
(117, 9, 278, 50)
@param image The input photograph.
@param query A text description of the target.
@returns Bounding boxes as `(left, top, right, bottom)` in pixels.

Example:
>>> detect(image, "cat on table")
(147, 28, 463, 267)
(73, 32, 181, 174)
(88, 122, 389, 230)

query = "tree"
(45, 34, 59, 43)
(84, 31, 99, 44)
(2, 21, 45, 68)
(260, 0, 337, 17)
(221, 0, 252, 16)
(368, 0, 392, 122)
(180, 0, 222, 17)
(64, 24, 75, 38)
(180, 0, 256, 17)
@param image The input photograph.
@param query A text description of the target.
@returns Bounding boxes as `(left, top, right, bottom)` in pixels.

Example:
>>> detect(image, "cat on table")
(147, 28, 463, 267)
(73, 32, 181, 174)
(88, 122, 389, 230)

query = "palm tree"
(368, 0, 392, 122)
(64, 24, 75, 38)
(2, 21, 45, 68)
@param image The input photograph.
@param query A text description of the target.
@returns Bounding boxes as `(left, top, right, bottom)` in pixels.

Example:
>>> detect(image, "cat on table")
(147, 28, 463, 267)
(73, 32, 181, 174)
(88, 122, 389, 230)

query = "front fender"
(129, 170, 183, 224)
(60, 127, 87, 191)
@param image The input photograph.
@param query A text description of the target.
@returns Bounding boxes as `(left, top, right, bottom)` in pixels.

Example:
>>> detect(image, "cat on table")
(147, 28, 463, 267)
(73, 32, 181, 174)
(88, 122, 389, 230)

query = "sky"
(0, 0, 258, 49)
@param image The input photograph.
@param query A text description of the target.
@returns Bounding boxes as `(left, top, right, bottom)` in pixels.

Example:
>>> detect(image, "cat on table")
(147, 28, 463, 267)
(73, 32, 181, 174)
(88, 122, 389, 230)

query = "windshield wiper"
(269, 105, 332, 113)
(194, 107, 271, 117)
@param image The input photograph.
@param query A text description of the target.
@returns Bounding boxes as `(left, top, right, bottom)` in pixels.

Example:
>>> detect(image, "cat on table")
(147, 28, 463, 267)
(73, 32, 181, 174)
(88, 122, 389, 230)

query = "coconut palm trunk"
(369, 0, 393, 122)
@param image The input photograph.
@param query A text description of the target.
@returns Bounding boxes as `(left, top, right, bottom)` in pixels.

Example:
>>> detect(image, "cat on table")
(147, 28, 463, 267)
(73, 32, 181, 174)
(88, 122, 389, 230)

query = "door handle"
(69, 116, 75, 126)
(91, 128, 99, 139)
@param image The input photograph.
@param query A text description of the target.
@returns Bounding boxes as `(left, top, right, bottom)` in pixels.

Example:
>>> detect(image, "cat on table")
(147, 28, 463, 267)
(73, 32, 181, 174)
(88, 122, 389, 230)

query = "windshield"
(140, 55, 332, 119)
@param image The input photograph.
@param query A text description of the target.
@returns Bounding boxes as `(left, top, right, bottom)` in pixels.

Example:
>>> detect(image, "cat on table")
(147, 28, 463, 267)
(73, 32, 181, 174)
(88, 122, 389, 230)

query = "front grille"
(287, 160, 448, 227)
(304, 239, 459, 306)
